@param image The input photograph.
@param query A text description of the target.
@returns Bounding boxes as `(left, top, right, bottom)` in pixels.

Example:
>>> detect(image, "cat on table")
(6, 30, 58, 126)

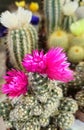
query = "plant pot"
(75, 110, 84, 122)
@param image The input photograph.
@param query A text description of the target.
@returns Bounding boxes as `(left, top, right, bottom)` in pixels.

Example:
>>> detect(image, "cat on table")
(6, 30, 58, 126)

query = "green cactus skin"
(68, 45, 84, 63)
(44, 0, 63, 36)
(48, 30, 69, 51)
(62, 15, 77, 32)
(7, 25, 38, 69)
(70, 34, 84, 48)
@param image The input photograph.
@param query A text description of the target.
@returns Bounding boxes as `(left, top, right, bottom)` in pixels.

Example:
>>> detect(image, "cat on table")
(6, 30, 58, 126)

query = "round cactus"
(48, 30, 69, 51)
(57, 112, 74, 130)
(44, 0, 64, 36)
(68, 45, 84, 63)
(59, 98, 78, 113)
(70, 34, 84, 48)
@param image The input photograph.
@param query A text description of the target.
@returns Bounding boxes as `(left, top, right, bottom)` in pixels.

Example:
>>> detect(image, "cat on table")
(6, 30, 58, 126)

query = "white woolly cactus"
(0, 7, 38, 69)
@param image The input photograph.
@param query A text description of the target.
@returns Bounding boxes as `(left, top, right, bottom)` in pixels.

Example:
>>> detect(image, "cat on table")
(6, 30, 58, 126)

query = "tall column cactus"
(1, 7, 38, 69)
(44, 0, 64, 36)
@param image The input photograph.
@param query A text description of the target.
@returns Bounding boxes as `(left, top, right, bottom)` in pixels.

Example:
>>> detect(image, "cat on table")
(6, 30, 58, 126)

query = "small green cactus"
(48, 30, 69, 51)
(57, 112, 74, 130)
(68, 45, 84, 63)
(59, 98, 78, 113)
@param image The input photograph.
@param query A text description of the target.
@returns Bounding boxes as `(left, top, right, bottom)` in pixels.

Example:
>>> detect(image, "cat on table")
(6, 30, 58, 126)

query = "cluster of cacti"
(0, 75, 78, 130)
(75, 90, 84, 113)
(44, 0, 64, 36)
(48, 29, 69, 51)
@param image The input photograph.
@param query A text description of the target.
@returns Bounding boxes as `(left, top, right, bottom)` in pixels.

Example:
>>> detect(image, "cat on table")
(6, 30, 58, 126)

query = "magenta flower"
(1, 69, 28, 98)
(22, 48, 73, 82)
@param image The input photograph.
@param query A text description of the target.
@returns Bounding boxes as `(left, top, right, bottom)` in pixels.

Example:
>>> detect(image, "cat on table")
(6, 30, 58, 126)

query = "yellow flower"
(15, 1, 26, 7)
(29, 2, 39, 12)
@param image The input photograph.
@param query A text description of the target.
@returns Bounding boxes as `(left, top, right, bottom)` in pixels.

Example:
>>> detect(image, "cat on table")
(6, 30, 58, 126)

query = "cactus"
(7, 25, 38, 69)
(48, 30, 69, 51)
(44, 0, 64, 36)
(57, 112, 74, 130)
(75, 90, 84, 112)
(70, 34, 84, 48)
(67, 45, 84, 63)
(1, 8, 38, 70)
(62, 16, 77, 32)
(59, 98, 78, 113)
(62, 1, 78, 32)
(0, 99, 13, 120)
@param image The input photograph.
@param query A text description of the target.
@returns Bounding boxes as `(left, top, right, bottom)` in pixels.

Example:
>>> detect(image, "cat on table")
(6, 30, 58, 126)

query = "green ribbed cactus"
(7, 25, 38, 69)
(57, 112, 74, 130)
(44, 0, 63, 36)
(62, 16, 77, 32)
(59, 98, 78, 113)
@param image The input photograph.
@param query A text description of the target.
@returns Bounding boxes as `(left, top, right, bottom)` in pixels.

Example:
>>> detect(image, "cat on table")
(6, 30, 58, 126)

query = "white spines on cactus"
(0, 8, 38, 69)
(1, 7, 32, 29)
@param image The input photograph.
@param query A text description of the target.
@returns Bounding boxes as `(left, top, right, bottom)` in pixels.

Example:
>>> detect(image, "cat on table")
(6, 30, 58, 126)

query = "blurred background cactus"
(44, 0, 64, 36)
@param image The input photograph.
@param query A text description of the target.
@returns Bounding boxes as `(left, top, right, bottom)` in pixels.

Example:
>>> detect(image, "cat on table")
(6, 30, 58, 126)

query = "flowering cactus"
(0, 48, 77, 130)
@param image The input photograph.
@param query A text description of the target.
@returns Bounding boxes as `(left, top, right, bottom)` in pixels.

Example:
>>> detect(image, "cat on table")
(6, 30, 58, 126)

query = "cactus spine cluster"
(7, 25, 38, 69)
(44, 0, 63, 35)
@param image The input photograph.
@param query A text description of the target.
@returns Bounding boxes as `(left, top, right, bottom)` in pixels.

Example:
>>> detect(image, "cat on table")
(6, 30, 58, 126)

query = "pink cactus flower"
(1, 69, 28, 98)
(22, 48, 73, 82)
